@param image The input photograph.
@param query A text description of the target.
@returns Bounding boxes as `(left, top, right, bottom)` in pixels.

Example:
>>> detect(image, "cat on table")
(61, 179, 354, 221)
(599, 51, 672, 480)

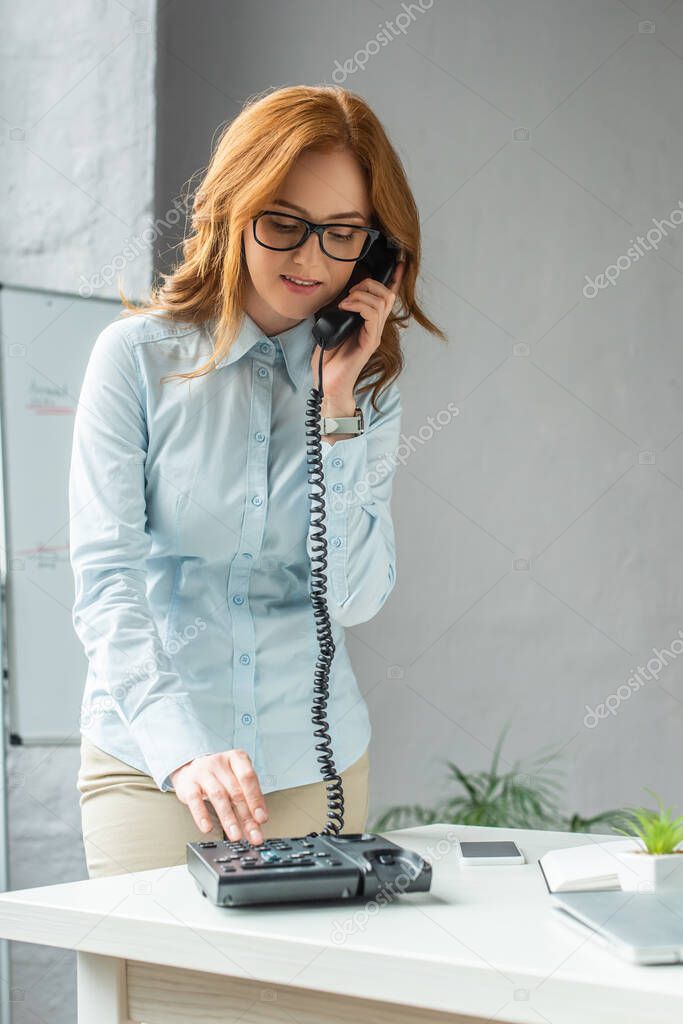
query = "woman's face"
(242, 147, 374, 335)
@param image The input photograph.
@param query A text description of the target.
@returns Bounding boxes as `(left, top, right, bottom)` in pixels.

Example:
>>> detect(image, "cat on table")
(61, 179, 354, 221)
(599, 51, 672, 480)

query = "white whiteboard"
(0, 285, 122, 744)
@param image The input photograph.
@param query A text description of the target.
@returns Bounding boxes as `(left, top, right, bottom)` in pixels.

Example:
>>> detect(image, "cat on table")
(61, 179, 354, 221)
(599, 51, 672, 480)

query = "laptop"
(551, 890, 683, 965)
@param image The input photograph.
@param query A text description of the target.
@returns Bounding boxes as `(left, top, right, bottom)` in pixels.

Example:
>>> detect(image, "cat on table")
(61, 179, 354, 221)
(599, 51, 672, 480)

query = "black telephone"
(312, 230, 402, 349)
(303, 229, 402, 838)
(187, 231, 432, 907)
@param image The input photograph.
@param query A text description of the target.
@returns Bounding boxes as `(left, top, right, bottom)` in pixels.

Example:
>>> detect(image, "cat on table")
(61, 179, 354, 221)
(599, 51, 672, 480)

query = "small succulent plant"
(613, 789, 683, 855)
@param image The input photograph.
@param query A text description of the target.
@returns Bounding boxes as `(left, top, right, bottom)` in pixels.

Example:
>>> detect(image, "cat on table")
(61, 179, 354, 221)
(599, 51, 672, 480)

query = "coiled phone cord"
(303, 341, 345, 836)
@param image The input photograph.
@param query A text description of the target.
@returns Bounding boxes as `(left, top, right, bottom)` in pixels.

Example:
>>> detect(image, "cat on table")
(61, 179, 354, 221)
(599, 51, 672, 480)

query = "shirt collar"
(209, 311, 317, 391)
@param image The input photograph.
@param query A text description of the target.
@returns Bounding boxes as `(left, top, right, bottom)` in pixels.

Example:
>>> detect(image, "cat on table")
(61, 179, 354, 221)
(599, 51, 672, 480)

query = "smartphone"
(457, 840, 525, 866)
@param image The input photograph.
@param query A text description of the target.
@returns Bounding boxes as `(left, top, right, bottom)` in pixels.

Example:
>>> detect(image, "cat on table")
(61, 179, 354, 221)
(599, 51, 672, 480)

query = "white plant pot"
(614, 839, 683, 893)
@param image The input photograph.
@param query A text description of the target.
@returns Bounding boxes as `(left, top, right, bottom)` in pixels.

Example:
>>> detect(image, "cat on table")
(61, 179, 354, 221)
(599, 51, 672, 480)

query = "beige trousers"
(77, 736, 370, 878)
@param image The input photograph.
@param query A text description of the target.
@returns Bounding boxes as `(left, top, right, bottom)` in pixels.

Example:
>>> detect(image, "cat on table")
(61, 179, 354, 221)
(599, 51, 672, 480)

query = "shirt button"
(241, 713, 253, 725)
(332, 457, 344, 468)
(257, 366, 269, 378)
(239, 654, 251, 665)
(251, 495, 263, 506)
(259, 341, 271, 354)
(233, 594, 245, 605)
(254, 431, 266, 443)
(242, 552, 253, 559)
(331, 536, 343, 547)
(332, 483, 343, 492)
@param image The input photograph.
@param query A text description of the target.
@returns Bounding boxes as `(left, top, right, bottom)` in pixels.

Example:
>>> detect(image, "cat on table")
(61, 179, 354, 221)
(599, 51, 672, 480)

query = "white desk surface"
(0, 823, 682, 1024)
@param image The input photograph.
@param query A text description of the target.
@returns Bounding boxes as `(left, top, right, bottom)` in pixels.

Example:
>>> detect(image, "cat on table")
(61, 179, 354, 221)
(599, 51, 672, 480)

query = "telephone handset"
(312, 232, 402, 349)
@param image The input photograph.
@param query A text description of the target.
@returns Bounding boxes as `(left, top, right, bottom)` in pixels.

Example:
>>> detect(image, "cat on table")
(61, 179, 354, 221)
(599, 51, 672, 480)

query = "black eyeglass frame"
(252, 209, 382, 263)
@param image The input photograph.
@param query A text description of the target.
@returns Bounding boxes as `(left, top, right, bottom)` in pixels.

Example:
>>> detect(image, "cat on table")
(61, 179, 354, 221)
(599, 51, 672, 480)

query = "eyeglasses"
(252, 209, 381, 262)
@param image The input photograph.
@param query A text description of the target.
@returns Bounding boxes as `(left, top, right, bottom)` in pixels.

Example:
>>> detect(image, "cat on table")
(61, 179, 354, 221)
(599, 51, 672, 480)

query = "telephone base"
(187, 831, 432, 907)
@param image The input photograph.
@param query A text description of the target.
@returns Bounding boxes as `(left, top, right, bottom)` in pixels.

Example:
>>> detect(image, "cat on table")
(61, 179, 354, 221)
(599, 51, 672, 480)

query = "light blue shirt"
(69, 310, 401, 793)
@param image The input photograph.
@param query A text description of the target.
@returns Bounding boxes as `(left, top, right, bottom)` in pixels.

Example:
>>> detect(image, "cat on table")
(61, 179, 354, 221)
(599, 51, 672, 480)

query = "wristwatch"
(320, 405, 364, 437)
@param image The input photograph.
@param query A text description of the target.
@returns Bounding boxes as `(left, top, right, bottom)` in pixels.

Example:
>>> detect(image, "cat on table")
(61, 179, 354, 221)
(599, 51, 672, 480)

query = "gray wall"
(0, 2, 156, 300)
(152, 0, 683, 819)
(4, 0, 683, 1021)
(2, 2, 158, 1022)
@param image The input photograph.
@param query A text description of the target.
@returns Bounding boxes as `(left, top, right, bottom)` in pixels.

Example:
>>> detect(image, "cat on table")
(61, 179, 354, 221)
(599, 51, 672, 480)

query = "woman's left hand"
(310, 257, 406, 406)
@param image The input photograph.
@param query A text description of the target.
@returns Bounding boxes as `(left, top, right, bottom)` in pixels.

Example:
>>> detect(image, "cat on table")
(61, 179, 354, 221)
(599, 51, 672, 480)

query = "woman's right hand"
(170, 749, 269, 844)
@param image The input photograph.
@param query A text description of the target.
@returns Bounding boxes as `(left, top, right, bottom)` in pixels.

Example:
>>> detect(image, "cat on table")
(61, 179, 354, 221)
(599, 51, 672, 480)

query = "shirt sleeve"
(68, 321, 222, 792)
(306, 378, 402, 628)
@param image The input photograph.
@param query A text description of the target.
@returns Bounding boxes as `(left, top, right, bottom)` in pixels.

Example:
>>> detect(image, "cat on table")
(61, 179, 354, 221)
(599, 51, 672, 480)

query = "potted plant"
(370, 720, 626, 834)
(612, 789, 683, 894)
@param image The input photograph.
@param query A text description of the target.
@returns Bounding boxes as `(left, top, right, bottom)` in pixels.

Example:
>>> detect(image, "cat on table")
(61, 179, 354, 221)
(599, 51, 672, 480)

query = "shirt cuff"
(127, 696, 225, 792)
(318, 432, 373, 605)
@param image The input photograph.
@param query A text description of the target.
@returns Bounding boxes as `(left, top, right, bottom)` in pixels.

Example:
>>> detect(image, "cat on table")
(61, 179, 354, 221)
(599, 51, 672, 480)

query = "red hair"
(118, 83, 446, 411)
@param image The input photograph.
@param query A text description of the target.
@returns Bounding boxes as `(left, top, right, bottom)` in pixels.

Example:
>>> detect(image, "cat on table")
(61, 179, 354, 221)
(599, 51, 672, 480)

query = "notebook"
(538, 838, 636, 893)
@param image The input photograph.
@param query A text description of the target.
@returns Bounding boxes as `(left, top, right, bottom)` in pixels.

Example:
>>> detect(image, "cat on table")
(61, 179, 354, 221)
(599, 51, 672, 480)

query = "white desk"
(0, 823, 682, 1023)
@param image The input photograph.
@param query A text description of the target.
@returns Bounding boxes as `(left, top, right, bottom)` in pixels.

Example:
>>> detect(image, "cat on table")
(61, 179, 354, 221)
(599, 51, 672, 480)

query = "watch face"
(320, 408, 365, 435)
(321, 415, 361, 434)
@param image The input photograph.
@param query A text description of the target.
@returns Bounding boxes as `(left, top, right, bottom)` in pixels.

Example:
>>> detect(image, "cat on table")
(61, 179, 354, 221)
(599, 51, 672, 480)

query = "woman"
(73, 84, 444, 878)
